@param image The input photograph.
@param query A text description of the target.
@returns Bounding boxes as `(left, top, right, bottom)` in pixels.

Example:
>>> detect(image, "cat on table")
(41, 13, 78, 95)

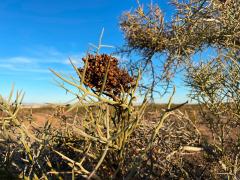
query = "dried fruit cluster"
(78, 54, 135, 99)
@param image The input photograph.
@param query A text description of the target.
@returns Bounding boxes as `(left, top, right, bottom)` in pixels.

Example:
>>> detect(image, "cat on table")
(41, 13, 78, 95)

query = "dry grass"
(1, 103, 238, 179)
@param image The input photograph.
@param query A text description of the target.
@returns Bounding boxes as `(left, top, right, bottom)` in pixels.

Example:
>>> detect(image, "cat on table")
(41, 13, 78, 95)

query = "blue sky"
(0, 0, 189, 104)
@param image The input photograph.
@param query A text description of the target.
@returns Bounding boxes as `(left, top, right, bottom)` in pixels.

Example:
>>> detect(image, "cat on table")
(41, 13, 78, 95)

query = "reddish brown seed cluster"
(78, 54, 135, 99)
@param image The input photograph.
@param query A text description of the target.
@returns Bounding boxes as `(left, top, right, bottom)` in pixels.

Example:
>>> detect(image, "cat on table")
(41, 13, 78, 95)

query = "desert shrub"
(120, 0, 240, 179)
(0, 42, 199, 179)
(48, 50, 194, 179)
(120, 0, 240, 91)
(186, 50, 240, 179)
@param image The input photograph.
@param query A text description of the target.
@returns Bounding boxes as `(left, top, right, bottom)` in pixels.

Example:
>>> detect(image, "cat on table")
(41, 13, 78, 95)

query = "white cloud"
(24, 46, 63, 57)
(0, 46, 86, 75)
(7, 57, 33, 64)
(0, 62, 49, 73)
(0, 64, 15, 69)
(0, 57, 30, 64)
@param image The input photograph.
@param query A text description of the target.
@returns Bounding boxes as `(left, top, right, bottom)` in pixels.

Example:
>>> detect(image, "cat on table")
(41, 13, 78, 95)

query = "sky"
(0, 0, 189, 104)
